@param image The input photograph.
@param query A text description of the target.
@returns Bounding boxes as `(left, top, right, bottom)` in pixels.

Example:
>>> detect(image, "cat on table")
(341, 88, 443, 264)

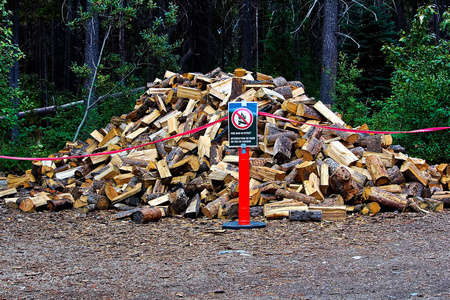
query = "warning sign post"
(223, 101, 265, 230)
(228, 102, 258, 148)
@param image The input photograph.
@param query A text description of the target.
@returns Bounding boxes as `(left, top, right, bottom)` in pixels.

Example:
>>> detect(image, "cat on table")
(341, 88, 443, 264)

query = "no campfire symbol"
(231, 107, 253, 130)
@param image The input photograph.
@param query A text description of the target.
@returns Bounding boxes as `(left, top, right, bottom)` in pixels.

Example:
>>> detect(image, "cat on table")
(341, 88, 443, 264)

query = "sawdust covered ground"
(1, 206, 450, 300)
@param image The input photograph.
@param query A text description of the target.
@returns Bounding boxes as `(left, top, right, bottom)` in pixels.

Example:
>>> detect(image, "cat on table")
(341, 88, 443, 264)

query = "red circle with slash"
(231, 107, 253, 130)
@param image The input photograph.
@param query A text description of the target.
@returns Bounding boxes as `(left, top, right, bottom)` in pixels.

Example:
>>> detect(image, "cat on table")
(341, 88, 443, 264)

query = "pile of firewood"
(1, 67, 450, 223)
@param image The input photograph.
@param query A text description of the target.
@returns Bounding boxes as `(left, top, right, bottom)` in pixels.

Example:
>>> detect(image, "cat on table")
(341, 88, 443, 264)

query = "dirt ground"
(1, 205, 450, 300)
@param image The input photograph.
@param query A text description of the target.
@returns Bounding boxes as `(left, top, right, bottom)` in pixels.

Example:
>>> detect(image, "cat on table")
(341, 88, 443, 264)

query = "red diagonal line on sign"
(236, 110, 250, 126)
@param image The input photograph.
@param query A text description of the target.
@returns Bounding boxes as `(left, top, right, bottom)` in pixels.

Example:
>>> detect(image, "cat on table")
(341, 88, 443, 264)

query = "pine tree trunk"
(9, 0, 20, 142)
(84, 0, 99, 106)
(242, 0, 253, 70)
(320, 0, 339, 105)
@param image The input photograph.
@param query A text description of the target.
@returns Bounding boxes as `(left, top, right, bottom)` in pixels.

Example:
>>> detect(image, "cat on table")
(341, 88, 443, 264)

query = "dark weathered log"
(323, 158, 339, 175)
(350, 146, 365, 158)
(47, 198, 74, 212)
(131, 207, 163, 223)
(289, 210, 322, 222)
(184, 194, 201, 218)
(273, 136, 292, 163)
(329, 166, 361, 202)
(402, 182, 424, 198)
(274, 86, 293, 99)
(285, 168, 298, 185)
(388, 166, 406, 185)
(274, 189, 317, 205)
(166, 147, 185, 168)
(264, 131, 298, 146)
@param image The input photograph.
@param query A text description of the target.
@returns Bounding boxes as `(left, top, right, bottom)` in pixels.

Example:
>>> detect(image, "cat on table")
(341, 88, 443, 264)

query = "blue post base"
(222, 221, 266, 230)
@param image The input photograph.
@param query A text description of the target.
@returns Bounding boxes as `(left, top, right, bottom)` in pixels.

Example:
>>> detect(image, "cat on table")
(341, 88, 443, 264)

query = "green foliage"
(0, 0, 24, 131)
(333, 53, 370, 126)
(378, 5, 450, 162)
(340, 3, 397, 108)
(260, 2, 299, 80)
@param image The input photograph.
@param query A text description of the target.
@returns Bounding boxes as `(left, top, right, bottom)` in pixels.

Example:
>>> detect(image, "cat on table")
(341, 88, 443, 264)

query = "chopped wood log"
(169, 156, 200, 176)
(308, 205, 347, 221)
(410, 197, 443, 212)
(301, 137, 323, 161)
(285, 168, 298, 185)
(264, 131, 298, 146)
(273, 136, 292, 163)
(169, 188, 188, 214)
(184, 194, 201, 218)
(304, 173, 324, 200)
(202, 194, 231, 219)
(313, 101, 345, 125)
(365, 155, 390, 186)
(320, 164, 329, 195)
(19, 193, 50, 212)
(402, 182, 424, 198)
(377, 184, 403, 194)
(431, 191, 450, 207)
(47, 197, 74, 212)
(218, 198, 239, 220)
(264, 200, 308, 219)
(355, 134, 382, 153)
(0, 187, 17, 198)
(329, 166, 361, 202)
(289, 210, 322, 222)
(250, 166, 286, 181)
(388, 166, 406, 185)
(295, 161, 318, 183)
(274, 189, 318, 205)
(362, 187, 409, 211)
(297, 104, 322, 120)
(367, 202, 381, 215)
(400, 161, 429, 186)
(131, 207, 163, 223)
(326, 141, 358, 167)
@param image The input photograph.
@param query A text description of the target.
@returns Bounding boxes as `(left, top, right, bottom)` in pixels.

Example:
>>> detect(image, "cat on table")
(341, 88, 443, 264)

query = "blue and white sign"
(228, 101, 258, 148)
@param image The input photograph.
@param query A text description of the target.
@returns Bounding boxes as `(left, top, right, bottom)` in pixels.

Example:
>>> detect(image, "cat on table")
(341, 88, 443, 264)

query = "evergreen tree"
(340, 2, 398, 106)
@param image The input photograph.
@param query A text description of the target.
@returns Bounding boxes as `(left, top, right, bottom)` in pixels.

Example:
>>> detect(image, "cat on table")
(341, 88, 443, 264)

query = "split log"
(329, 166, 361, 203)
(274, 189, 318, 205)
(308, 205, 347, 221)
(402, 182, 424, 198)
(431, 191, 450, 207)
(263, 200, 308, 219)
(169, 188, 188, 214)
(250, 166, 286, 181)
(330, 124, 358, 144)
(410, 197, 443, 212)
(202, 194, 231, 219)
(362, 187, 409, 211)
(184, 194, 202, 218)
(388, 166, 406, 185)
(401, 161, 429, 186)
(365, 155, 390, 186)
(326, 141, 358, 166)
(301, 137, 323, 161)
(273, 136, 292, 163)
(289, 210, 322, 222)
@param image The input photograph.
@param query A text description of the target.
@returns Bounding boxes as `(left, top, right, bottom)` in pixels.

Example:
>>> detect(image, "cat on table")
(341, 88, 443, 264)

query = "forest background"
(0, 0, 449, 173)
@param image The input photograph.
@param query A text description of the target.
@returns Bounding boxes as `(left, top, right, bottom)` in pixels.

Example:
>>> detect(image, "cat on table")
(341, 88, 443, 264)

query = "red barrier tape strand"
(258, 112, 450, 135)
(0, 116, 227, 161)
(1, 111, 449, 161)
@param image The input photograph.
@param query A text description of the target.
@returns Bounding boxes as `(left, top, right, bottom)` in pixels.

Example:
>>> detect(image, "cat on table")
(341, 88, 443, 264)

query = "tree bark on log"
(329, 166, 361, 202)
(274, 189, 318, 205)
(362, 187, 409, 211)
(289, 210, 322, 222)
(131, 207, 163, 223)
(365, 155, 390, 186)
